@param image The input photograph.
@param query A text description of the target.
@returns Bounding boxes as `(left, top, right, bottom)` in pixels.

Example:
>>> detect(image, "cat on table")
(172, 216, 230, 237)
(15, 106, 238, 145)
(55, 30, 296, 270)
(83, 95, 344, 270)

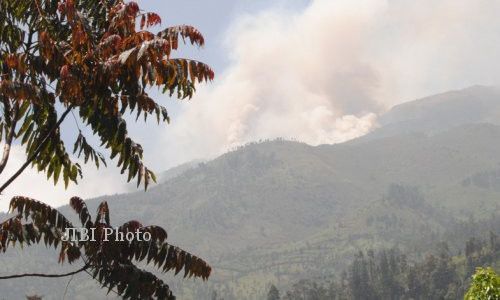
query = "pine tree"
(267, 284, 280, 300)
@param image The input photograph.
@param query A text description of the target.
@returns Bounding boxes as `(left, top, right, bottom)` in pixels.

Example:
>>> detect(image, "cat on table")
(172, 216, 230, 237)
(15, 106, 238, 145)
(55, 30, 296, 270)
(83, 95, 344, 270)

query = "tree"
(349, 251, 374, 300)
(0, 0, 213, 191)
(0, 0, 214, 298)
(464, 267, 500, 300)
(267, 284, 280, 300)
(0, 196, 212, 299)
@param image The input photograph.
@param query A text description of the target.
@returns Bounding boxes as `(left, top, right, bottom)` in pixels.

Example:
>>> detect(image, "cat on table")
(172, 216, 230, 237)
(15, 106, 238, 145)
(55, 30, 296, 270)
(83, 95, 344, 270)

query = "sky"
(1, 0, 500, 211)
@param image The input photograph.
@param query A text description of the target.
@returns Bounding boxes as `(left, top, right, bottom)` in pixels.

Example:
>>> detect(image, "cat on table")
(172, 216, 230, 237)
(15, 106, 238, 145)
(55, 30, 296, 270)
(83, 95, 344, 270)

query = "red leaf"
(60, 65, 70, 79)
(146, 13, 161, 27)
(57, 2, 66, 13)
(6, 54, 17, 68)
(126, 1, 139, 16)
(140, 15, 145, 30)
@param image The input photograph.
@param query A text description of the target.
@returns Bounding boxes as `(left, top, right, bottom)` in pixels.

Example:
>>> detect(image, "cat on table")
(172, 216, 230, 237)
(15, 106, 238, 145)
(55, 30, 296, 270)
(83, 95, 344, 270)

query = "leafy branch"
(0, 196, 212, 299)
(0, 105, 74, 194)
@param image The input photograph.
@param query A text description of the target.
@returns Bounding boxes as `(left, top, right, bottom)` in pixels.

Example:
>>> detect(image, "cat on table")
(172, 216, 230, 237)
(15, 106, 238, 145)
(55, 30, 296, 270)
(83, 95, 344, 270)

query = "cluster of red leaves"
(140, 13, 162, 29)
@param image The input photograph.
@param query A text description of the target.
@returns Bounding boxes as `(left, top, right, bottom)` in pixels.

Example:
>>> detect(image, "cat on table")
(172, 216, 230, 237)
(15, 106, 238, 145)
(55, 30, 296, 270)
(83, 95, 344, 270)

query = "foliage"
(0, 0, 214, 190)
(464, 267, 500, 300)
(2, 127, 500, 299)
(0, 1, 214, 297)
(0, 196, 211, 299)
(267, 284, 280, 300)
(282, 234, 499, 300)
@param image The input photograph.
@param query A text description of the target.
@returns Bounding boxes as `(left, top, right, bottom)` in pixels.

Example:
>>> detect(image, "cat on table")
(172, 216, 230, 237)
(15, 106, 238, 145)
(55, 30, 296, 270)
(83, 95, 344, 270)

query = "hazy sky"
(1, 0, 500, 211)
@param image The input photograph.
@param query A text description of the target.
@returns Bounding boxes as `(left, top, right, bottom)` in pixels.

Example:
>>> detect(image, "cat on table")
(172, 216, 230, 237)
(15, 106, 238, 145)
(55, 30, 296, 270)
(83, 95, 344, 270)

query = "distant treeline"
(273, 233, 499, 300)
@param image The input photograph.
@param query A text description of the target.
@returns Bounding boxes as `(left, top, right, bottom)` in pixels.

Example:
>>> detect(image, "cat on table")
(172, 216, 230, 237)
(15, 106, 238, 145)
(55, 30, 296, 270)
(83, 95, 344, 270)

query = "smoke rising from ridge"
(3, 0, 500, 210)
(157, 0, 500, 166)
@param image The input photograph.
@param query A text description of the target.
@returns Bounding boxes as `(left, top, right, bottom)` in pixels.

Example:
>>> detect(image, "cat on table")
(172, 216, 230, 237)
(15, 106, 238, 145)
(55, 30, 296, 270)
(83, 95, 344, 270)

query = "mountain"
(157, 159, 205, 184)
(363, 85, 500, 140)
(82, 123, 500, 254)
(0, 87, 499, 299)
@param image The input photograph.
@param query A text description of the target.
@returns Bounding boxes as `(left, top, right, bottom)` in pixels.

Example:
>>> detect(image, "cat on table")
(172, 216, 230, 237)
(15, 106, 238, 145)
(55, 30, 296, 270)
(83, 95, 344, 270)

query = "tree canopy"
(1, 196, 212, 299)
(0, 0, 214, 192)
(465, 267, 500, 300)
(0, 0, 214, 298)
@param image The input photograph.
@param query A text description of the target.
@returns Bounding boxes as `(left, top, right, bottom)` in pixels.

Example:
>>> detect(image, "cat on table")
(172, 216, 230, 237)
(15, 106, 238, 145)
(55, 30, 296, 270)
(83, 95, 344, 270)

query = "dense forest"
(271, 233, 499, 300)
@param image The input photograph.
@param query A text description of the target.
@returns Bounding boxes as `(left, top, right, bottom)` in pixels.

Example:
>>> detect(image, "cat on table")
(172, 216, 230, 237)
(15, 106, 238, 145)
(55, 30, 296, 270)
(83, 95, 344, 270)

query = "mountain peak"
(364, 85, 500, 140)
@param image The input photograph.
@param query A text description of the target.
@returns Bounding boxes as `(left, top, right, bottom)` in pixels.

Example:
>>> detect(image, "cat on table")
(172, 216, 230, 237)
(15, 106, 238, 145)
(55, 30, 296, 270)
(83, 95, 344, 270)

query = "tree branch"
(0, 101, 20, 175)
(0, 26, 34, 176)
(0, 105, 74, 195)
(0, 264, 89, 280)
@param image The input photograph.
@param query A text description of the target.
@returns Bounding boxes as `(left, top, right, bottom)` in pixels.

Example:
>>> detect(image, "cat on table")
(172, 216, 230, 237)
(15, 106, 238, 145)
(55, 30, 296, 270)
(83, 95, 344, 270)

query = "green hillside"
(0, 87, 500, 299)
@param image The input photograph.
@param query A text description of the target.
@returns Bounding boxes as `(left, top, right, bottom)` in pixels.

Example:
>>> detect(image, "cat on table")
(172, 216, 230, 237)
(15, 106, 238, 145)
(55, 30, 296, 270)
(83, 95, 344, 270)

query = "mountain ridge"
(358, 85, 500, 141)
(1, 86, 499, 299)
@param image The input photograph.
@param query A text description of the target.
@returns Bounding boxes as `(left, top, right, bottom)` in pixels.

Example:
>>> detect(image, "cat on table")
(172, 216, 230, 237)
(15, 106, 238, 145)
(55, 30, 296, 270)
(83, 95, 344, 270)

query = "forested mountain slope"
(0, 87, 499, 299)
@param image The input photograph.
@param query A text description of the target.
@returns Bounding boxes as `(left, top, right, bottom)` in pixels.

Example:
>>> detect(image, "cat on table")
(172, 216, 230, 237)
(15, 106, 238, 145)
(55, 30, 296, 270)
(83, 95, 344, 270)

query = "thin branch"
(0, 105, 74, 195)
(0, 101, 19, 175)
(63, 274, 74, 300)
(0, 126, 15, 175)
(33, 0, 48, 26)
(0, 264, 88, 280)
(70, 110, 81, 131)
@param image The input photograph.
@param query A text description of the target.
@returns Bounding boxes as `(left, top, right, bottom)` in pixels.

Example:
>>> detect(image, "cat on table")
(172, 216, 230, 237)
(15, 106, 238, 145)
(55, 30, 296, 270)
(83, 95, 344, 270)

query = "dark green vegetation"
(267, 285, 280, 300)
(276, 229, 499, 299)
(1, 86, 500, 298)
(1, 197, 211, 299)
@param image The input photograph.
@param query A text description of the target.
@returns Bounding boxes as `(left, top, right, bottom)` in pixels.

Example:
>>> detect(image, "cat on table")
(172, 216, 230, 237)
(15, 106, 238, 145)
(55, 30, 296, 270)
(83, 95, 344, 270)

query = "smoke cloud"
(3, 0, 500, 209)
(156, 0, 500, 166)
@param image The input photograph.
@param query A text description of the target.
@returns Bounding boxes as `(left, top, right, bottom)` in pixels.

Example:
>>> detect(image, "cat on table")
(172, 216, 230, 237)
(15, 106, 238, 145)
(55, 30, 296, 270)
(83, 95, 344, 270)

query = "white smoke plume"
(157, 0, 500, 166)
(3, 0, 500, 208)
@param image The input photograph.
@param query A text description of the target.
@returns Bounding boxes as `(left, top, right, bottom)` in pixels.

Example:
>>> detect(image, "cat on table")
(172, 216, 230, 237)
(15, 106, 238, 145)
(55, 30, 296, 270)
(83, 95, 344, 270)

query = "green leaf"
(53, 161, 61, 185)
